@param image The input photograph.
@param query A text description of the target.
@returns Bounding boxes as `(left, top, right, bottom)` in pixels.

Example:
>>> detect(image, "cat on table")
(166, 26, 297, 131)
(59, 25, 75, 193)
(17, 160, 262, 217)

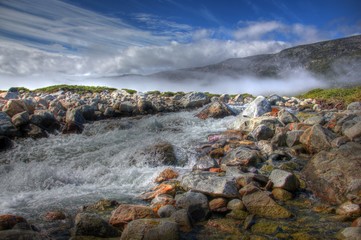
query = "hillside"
(151, 35, 361, 85)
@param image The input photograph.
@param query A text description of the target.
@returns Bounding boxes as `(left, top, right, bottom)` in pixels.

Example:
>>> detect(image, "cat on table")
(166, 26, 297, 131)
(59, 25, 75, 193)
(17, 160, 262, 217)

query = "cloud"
(235, 21, 284, 40)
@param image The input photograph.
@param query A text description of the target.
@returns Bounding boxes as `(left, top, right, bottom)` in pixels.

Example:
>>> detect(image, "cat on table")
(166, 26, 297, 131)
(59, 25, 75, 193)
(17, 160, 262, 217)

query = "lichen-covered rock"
(120, 218, 179, 240)
(227, 199, 245, 211)
(74, 213, 119, 237)
(302, 142, 361, 205)
(44, 211, 66, 221)
(269, 169, 299, 192)
(196, 101, 235, 119)
(242, 190, 292, 218)
(286, 130, 304, 147)
(241, 96, 272, 118)
(300, 124, 336, 154)
(181, 172, 239, 198)
(272, 188, 293, 201)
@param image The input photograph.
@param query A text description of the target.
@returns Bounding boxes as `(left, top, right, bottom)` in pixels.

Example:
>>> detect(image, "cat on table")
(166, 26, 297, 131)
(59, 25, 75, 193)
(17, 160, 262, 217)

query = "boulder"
(250, 124, 274, 141)
(352, 218, 361, 227)
(268, 94, 285, 105)
(286, 130, 304, 147)
(0, 214, 27, 230)
(77, 105, 96, 120)
(175, 191, 209, 222)
(269, 169, 299, 192)
(303, 115, 326, 125)
(30, 110, 60, 132)
(337, 227, 361, 240)
(222, 146, 263, 167)
(0, 91, 18, 100)
(0, 230, 43, 240)
(0, 136, 13, 152)
(300, 124, 336, 154)
(74, 213, 119, 237)
(0, 112, 18, 136)
(234, 116, 284, 133)
(242, 190, 292, 218)
(343, 122, 361, 141)
(227, 199, 245, 211)
(241, 96, 271, 118)
(109, 204, 156, 230)
(277, 109, 299, 125)
(120, 218, 179, 240)
(336, 201, 361, 217)
(63, 107, 86, 133)
(11, 111, 29, 127)
(181, 172, 239, 198)
(43, 211, 66, 221)
(209, 198, 228, 212)
(150, 194, 176, 212)
(170, 209, 192, 232)
(195, 101, 235, 119)
(347, 102, 361, 111)
(155, 168, 179, 183)
(158, 205, 177, 218)
(192, 155, 219, 171)
(180, 92, 209, 108)
(2, 99, 28, 117)
(272, 188, 293, 201)
(302, 142, 361, 204)
(25, 124, 47, 139)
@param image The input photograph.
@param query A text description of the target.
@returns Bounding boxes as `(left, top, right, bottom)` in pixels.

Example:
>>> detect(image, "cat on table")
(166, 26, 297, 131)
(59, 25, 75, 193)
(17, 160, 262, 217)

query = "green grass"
(298, 86, 361, 105)
(121, 88, 137, 94)
(34, 85, 117, 94)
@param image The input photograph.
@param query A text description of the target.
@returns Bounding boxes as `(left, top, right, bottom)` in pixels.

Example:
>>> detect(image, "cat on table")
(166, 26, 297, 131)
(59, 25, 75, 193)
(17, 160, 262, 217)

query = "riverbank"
(0, 85, 360, 239)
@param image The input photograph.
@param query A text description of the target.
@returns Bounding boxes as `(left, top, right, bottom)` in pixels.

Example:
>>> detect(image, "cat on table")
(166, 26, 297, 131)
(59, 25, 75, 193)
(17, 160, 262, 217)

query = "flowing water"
(0, 110, 236, 221)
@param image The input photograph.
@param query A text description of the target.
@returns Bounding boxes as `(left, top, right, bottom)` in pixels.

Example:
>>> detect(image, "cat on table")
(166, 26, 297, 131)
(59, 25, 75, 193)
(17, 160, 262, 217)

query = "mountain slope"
(151, 35, 361, 85)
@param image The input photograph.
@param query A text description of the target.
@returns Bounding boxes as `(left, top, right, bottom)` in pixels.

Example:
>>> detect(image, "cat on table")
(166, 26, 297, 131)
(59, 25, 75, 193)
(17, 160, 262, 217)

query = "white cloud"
(235, 21, 284, 40)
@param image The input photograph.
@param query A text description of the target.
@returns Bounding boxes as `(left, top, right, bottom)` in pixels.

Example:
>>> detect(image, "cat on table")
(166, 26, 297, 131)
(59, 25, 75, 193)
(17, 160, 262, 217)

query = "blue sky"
(0, 0, 360, 90)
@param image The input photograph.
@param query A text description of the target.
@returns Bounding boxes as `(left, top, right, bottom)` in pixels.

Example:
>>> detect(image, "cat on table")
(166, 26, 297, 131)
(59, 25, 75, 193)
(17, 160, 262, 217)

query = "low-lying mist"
(0, 69, 330, 96)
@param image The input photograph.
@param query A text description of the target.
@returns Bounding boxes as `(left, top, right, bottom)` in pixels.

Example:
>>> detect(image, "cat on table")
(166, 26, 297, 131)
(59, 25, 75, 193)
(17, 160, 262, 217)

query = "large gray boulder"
(0, 112, 18, 137)
(175, 191, 209, 222)
(222, 146, 263, 167)
(180, 172, 238, 198)
(302, 142, 361, 205)
(63, 107, 86, 133)
(241, 96, 271, 118)
(277, 109, 299, 125)
(269, 169, 299, 192)
(233, 116, 284, 132)
(30, 110, 60, 132)
(180, 92, 209, 108)
(347, 102, 361, 111)
(343, 122, 361, 141)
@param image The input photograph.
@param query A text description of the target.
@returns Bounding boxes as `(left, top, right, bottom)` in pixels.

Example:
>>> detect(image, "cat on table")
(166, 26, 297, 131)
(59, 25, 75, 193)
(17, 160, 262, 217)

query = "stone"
(30, 110, 60, 132)
(222, 146, 262, 167)
(150, 194, 176, 212)
(120, 218, 179, 240)
(130, 141, 177, 167)
(158, 205, 177, 218)
(241, 96, 272, 118)
(0, 214, 27, 230)
(300, 124, 336, 154)
(269, 169, 299, 192)
(226, 209, 249, 220)
(268, 94, 285, 105)
(227, 199, 245, 211)
(278, 109, 299, 125)
(256, 140, 275, 158)
(251, 124, 274, 140)
(74, 213, 119, 237)
(175, 191, 209, 222)
(170, 209, 192, 232)
(141, 182, 178, 201)
(302, 142, 361, 205)
(336, 201, 361, 217)
(25, 124, 47, 139)
(64, 107, 86, 133)
(337, 227, 361, 240)
(181, 172, 239, 198)
(0, 230, 43, 240)
(192, 155, 219, 171)
(2, 99, 28, 117)
(251, 219, 281, 235)
(44, 211, 66, 221)
(344, 122, 361, 141)
(0, 112, 18, 136)
(195, 101, 235, 119)
(272, 188, 293, 201)
(347, 102, 361, 111)
(352, 217, 361, 227)
(77, 104, 95, 120)
(0, 136, 13, 152)
(11, 111, 29, 127)
(109, 204, 156, 230)
(155, 168, 179, 183)
(84, 199, 119, 212)
(242, 190, 292, 218)
(0, 91, 18, 100)
(234, 116, 284, 133)
(180, 92, 209, 108)
(304, 115, 325, 125)
(209, 198, 228, 212)
(286, 130, 304, 147)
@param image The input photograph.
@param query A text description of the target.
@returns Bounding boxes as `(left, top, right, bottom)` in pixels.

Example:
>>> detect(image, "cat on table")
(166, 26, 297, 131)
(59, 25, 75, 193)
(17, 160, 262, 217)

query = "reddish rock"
(209, 168, 223, 173)
(140, 182, 177, 200)
(336, 201, 361, 217)
(209, 148, 225, 159)
(2, 99, 28, 117)
(155, 168, 179, 183)
(209, 198, 228, 212)
(352, 217, 361, 227)
(195, 101, 235, 120)
(109, 204, 156, 230)
(300, 124, 336, 154)
(0, 214, 27, 230)
(44, 211, 66, 221)
(151, 194, 175, 213)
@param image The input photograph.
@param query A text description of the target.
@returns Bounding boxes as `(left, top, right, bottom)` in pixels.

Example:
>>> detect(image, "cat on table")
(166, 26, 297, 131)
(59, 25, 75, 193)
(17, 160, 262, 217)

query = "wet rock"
(64, 107, 86, 133)
(11, 111, 29, 127)
(347, 102, 361, 111)
(0, 112, 18, 136)
(227, 199, 245, 211)
(343, 122, 361, 141)
(241, 96, 271, 118)
(269, 169, 299, 192)
(2, 99, 28, 117)
(155, 168, 179, 183)
(141, 182, 178, 201)
(352, 217, 361, 227)
(336, 201, 361, 217)
(209, 198, 228, 212)
(84, 199, 119, 212)
(272, 188, 293, 201)
(30, 110, 60, 132)
(181, 172, 238, 198)
(175, 191, 209, 222)
(196, 101, 235, 119)
(251, 219, 281, 235)
(44, 211, 66, 221)
(302, 142, 361, 204)
(150, 194, 176, 212)
(300, 124, 336, 154)
(286, 130, 304, 147)
(250, 124, 274, 140)
(180, 92, 209, 108)
(77, 104, 95, 121)
(74, 213, 119, 237)
(278, 109, 299, 125)
(192, 155, 219, 171)
(109, 204, 156, 230)
(0, 230, 43, 240)
(242, 190, 292, 218)
(130, 141, 177, 167)
(0, 214, 27, 230)
(337, 227, 361, 240)
(222, 146, 262, 167)
(0, 136, 13, 152)
(158, 205, 177, 218)
(25, 124, 47, 139)
(120, 218, 179, 240)
(226, 209, 249, 220)
(104, 107, 116, 117)
(170, 209, 192, 232)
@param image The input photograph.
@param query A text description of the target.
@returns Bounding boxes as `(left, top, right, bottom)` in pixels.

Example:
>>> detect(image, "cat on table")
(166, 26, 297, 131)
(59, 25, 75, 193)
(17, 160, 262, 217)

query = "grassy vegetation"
(34, 85, 117, 94)
(298, 86, 361, 105)
(121, 88, 137, 94)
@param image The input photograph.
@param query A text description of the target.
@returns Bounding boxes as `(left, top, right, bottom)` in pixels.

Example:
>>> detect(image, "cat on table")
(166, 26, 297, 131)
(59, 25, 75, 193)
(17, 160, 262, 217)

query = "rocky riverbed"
(0, 88, 360, 239)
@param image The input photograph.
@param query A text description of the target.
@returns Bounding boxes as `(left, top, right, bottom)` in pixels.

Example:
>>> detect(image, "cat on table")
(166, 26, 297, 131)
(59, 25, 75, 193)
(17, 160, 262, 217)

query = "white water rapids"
(0, 110, 236, 220)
